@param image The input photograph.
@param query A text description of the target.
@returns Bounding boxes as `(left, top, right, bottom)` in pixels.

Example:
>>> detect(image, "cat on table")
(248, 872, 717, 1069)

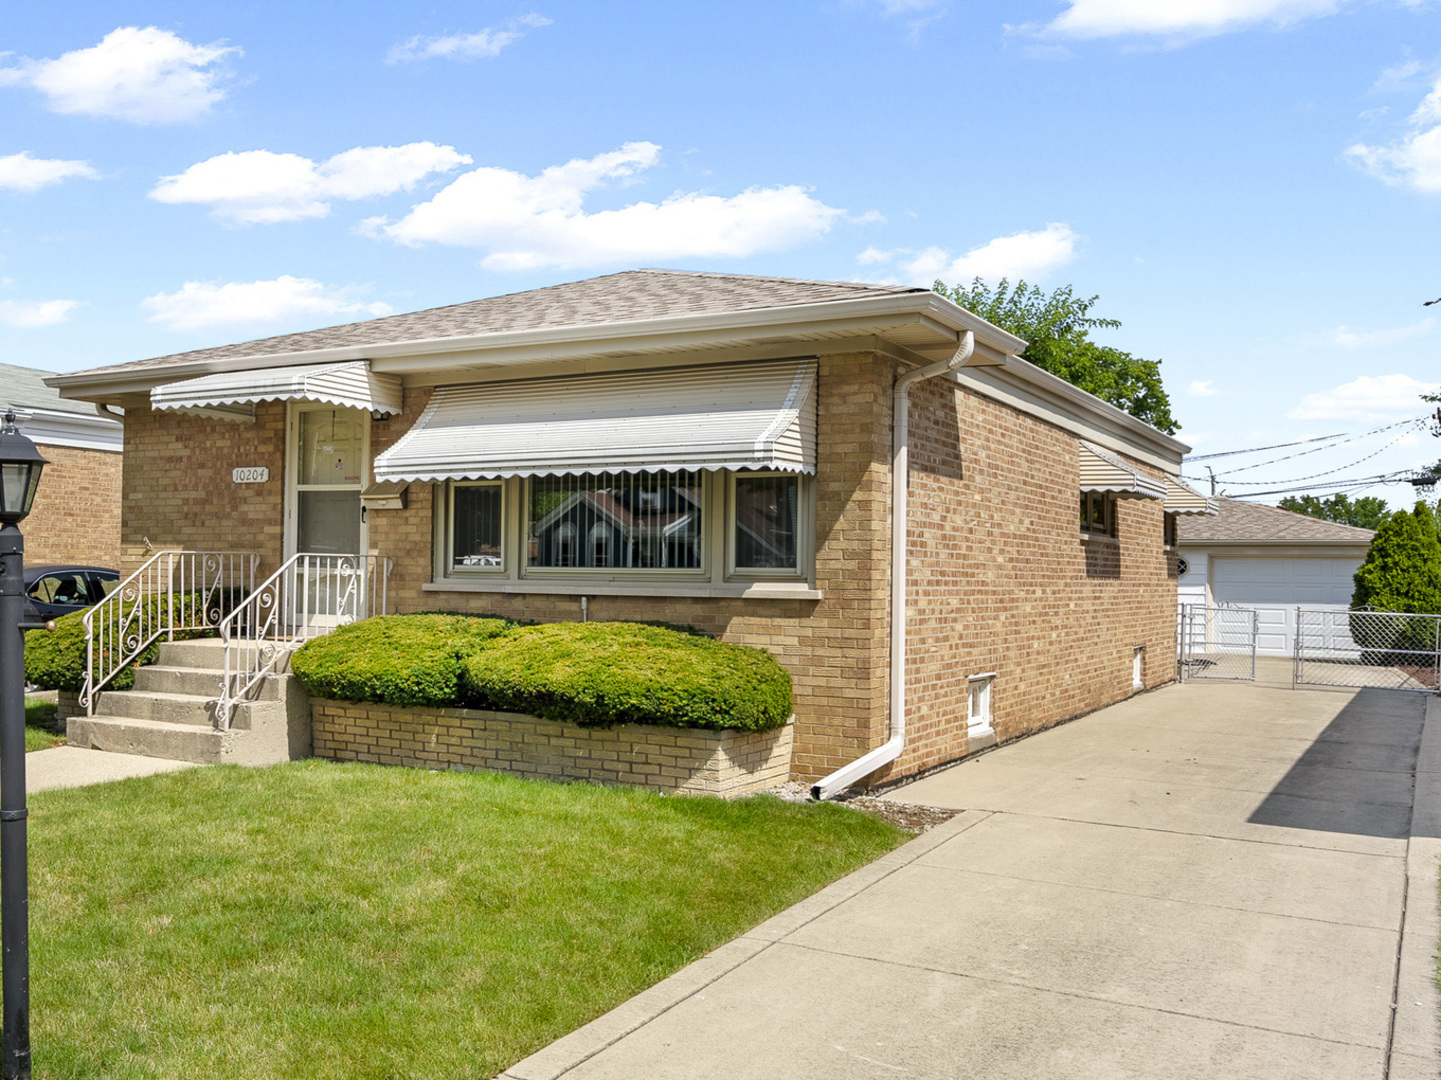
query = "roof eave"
(47, 291, 1028, 399)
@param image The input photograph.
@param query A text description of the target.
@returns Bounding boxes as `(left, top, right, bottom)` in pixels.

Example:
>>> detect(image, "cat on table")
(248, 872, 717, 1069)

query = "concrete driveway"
(500, 672, 1441, 1079)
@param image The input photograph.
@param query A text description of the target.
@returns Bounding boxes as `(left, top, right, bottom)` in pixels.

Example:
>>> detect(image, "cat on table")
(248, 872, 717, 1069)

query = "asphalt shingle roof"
(1176, 496, 1376, 544)
(75, 269, 926, 379)
(0, 363, 107, 417)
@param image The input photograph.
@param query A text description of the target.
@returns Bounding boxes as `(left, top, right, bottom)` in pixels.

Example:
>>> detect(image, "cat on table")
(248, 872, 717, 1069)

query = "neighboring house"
(0, 363, 123, 568)
(49, 269, 1205, 789)
(1176, 496, 1374, 657)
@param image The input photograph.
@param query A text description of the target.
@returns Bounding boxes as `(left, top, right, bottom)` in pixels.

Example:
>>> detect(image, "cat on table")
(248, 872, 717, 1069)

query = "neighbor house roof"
(1176, 497, 1375, 545)
(62, 270, 928, 380)
(0, 362, 122, 452)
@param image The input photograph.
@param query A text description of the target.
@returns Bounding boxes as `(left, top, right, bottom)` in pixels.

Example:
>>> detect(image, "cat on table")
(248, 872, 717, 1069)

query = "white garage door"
(1210, 557, 1360, 657)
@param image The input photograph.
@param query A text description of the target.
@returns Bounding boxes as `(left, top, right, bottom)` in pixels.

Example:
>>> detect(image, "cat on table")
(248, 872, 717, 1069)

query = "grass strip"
(30, 761, 905, 1079)
(25, 697, 63, 753)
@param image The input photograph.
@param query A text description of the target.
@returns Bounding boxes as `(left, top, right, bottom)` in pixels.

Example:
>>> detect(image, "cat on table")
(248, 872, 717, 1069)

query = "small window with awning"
(1079, 442, 1167, 501)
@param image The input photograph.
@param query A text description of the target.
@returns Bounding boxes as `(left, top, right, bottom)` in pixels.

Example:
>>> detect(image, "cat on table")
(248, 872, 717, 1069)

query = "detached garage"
(1176, 498, 1375, 657)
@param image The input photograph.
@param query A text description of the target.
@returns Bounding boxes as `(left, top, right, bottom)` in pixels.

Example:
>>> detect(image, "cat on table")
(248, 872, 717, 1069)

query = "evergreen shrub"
(289, 614, 514, 707)
(1350, 502, 1441, 655)
(459, 621, 793, 732)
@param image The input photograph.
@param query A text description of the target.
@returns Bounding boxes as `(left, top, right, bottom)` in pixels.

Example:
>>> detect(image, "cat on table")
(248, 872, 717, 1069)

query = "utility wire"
(1186, 432, 1349, 462)
(1226, 471, 1419, 498)
(1207, 418, 1424, 478)
(1186, 427, 1418, 488)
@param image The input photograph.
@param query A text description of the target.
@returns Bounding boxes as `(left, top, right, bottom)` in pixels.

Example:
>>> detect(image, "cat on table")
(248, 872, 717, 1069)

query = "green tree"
(1352, 501, 1441, 613)
(934, 278, 1177, 434)
(1278, 493, 1391, 531)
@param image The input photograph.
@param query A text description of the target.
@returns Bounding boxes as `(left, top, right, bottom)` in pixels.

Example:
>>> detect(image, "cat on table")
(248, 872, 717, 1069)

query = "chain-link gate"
(1293, 608, 1441, 692)
(1178, 604, 1258, 682)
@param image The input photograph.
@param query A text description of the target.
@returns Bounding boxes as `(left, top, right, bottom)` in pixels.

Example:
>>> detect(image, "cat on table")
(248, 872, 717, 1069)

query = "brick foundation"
(311, 699, 795, 798)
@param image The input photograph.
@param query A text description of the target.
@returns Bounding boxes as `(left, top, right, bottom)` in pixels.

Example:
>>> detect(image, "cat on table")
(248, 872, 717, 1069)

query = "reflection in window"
(452, 484, 503, 569)
(528, 471, 704, 570)
(734, 474, 798, 570)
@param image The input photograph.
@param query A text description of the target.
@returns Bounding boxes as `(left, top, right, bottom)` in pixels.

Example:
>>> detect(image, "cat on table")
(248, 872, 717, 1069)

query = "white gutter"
(811, 330, 975, 801)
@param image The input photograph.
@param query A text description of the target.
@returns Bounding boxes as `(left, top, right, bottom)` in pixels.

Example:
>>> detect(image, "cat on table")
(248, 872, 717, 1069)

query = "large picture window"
(527, 471, 705, 570)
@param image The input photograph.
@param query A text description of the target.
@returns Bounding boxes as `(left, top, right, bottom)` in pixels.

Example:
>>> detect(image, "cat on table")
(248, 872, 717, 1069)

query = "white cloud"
(1347, 75, 1441, 193)
(1287, 373, 1438, 421)
(141, 276, 392, 332)
(0, 27, 238, 124)
(1026, 0, 1345, 40)
(862, 224, 1080, 285)
(1326, 318, 1434, 348)
(149, 143, 472, 225)
(387, 14, 551, 63)
(0, 152, 98, 193)
(366, 142, 843, 270)
(0, 299, 78, 328)
(1188, 380, 1221, 397)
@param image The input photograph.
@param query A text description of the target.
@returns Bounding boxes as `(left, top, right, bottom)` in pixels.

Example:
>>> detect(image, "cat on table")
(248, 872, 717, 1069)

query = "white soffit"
(1079, 442, 1167, 500)
(1163, 475, 1218, 515)
(374, 359, 817, 482)
(150, 360, 403, 419)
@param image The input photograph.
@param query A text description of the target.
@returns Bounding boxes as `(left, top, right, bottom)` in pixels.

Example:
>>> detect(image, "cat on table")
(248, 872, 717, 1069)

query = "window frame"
(1079, 491, 1116, 539)
(726, 470, 809, 581)
(433, 469, 816, 589)
(967, 673, 995, 736)
(445, 479, 507, 576)
(1163, 511, 1178, 550)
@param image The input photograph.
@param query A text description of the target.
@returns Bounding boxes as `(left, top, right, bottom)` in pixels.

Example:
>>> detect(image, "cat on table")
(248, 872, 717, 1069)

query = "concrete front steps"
(66, 639, 311, 766)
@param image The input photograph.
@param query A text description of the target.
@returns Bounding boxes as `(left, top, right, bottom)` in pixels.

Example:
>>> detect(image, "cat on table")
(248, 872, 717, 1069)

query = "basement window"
(967, 674, 994, 736)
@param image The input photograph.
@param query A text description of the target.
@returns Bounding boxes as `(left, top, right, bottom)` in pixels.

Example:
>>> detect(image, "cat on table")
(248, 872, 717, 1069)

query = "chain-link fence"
(1178, 604, 1257, 682)
(1294, 608, 1441, 692)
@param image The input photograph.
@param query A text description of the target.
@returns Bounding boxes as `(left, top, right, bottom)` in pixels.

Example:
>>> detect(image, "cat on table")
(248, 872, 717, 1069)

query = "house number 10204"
(232, 467, 270, 484)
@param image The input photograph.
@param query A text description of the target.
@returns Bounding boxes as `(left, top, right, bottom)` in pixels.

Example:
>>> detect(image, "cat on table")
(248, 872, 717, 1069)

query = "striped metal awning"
(373, 359, 817, 482)
(1079, 442, 1167, 500)
(150, 360, 404, 421)
(1163, 474, 1218, 515)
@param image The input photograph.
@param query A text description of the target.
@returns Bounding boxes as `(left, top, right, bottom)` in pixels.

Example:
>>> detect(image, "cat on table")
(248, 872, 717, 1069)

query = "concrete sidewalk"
(26, 746, 197, 792)
(500, 676, 1441, 1079)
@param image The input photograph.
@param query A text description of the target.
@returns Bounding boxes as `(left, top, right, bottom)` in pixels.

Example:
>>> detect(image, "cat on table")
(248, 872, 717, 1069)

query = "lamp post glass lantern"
(0, 410, 45, 1080)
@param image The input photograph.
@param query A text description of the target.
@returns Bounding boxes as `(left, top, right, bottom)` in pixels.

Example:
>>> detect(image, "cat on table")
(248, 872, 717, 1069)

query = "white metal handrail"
(81, 550, 259, 715)
(215, 553, 392, 729)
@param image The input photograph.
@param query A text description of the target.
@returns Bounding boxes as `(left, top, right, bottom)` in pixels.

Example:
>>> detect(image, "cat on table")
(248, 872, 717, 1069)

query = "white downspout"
(811, 331, 975, 800)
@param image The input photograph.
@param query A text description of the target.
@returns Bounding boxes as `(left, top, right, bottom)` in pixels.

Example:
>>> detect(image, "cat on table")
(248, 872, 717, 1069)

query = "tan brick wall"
(115, 352, 1178, 790)
(23, 443, 121, 567)
(891, 374, 1177, 782)
(366, 354, 895, 786)
(119, 402, 286, 577)
(311, 699, 794, 798)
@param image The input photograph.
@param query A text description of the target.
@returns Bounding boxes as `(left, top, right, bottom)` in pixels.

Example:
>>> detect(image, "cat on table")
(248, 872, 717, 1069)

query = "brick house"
(49, 270, 1207, 793)
(3, 362, 123, 568)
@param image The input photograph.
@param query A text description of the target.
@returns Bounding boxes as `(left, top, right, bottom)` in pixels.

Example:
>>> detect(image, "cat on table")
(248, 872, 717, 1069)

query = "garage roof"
(1176, 497, 1375, 545)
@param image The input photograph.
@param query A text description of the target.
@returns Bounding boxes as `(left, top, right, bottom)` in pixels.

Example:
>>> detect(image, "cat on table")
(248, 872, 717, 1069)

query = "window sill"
(1079, 533, 1119, 546)
(422, 579, 824, 601)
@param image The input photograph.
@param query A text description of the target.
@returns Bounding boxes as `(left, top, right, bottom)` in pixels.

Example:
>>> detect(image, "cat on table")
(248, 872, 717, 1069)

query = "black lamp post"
(0, 411, 46, 1080)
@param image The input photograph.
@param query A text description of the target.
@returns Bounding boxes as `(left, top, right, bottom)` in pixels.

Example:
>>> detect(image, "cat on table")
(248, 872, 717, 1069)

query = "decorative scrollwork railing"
(215, 553, 392, 729)
(81, 551, 260, 715)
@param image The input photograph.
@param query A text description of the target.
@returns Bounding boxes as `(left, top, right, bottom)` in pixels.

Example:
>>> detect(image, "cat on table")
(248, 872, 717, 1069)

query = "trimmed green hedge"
(24, 594, 225, 693)
(290, 614, 514, 707)
(460, 622, 792, 732)
(291, 616, 793, 733)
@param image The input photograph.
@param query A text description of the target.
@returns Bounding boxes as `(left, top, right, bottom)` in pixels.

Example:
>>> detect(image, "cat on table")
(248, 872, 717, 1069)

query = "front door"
(291, 405, 367, 556)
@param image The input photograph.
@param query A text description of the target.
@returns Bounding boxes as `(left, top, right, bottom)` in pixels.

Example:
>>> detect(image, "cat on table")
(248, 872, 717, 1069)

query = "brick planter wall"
(311, 699, 794, 798)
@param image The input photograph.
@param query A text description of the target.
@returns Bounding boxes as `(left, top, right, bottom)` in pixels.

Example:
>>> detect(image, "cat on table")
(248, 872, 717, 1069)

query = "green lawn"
(29, 761, 906, 1079)
(24, 697, 63, 753)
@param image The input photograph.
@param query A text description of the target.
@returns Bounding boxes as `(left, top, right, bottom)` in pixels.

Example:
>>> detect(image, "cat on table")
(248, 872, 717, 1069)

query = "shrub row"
(290, 616, 792, 733)
(24, 593, 225, 693)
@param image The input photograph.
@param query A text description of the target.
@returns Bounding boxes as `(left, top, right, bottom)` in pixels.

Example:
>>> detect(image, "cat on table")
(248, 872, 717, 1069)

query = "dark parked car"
(23, 565, 119, 624)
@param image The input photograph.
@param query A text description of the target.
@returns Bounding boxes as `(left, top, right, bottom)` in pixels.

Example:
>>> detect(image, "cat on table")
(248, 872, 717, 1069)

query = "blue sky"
(2, 1, 1440, 503)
